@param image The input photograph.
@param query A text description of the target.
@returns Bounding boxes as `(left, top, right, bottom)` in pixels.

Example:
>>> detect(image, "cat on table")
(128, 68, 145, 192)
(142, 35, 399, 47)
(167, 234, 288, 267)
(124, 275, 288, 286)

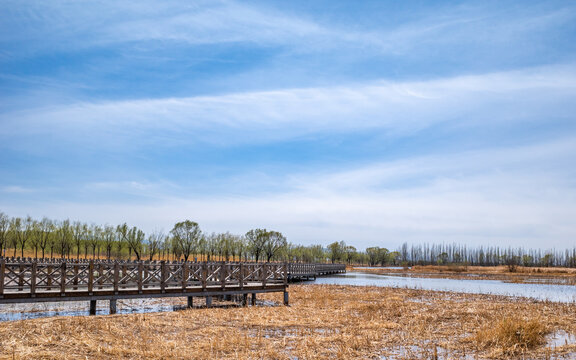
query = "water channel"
(312, 271, 576, 302)
(1, 271, 575, 321)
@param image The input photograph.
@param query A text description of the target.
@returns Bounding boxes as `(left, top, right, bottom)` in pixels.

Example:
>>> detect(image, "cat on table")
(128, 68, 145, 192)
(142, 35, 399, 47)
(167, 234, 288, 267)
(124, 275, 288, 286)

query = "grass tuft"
(474, 316, 548, 356)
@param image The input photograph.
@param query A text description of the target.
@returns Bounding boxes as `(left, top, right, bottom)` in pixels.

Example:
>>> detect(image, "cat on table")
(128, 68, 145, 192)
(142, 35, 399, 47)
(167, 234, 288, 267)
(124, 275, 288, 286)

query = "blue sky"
(1, 0, 576, 250)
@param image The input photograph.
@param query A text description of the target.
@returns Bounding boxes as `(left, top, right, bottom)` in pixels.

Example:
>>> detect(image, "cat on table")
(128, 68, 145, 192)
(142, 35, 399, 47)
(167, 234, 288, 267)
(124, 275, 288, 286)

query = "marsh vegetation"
(1, 285, 575, 359)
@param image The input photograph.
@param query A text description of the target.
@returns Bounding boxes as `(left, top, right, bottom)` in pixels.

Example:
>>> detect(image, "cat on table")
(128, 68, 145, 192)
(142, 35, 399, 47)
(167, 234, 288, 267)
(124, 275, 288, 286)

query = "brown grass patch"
(473, 316, 548, 356)
(0, 285, 575, 359)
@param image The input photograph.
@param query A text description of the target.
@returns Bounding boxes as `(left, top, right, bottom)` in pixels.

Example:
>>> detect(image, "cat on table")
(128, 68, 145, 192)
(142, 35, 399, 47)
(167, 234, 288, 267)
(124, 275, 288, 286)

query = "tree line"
(357, 242, 576, 269)
(1, 212, 575, 267)
(0, 212, 329, 263)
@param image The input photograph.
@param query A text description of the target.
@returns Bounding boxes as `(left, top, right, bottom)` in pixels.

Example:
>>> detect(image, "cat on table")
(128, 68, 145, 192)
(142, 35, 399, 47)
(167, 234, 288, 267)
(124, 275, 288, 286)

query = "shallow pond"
(312, 272, 576, 302)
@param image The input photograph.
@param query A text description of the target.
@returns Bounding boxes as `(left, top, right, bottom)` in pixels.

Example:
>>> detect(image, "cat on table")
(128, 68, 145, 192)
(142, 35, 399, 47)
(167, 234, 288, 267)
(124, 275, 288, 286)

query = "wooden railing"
(288, 263, 346, 279)
(0, 258, 287, 301)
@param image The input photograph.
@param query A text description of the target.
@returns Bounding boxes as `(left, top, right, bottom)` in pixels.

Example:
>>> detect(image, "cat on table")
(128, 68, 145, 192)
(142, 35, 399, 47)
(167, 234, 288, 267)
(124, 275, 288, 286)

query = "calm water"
(2, 271, 575, 321)
(312, 272, 576, 302)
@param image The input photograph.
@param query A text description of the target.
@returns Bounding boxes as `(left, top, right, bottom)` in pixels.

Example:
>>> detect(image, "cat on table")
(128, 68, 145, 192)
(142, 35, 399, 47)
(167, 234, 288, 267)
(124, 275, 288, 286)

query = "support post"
(110, 299, 117, 314)
(89, 300, 97, 315)
(187, 296, 193, 308)
(284, 291, 289, 306)
(205, 296, 212, 308)
(251, 293, 256, 306)
(242, 293, 248, 307)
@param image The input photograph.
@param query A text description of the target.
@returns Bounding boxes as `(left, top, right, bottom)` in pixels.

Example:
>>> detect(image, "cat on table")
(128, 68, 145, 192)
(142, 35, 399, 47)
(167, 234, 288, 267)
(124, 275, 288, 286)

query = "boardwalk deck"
(0, 258, 345, 314)
(288, 263, 346, 281)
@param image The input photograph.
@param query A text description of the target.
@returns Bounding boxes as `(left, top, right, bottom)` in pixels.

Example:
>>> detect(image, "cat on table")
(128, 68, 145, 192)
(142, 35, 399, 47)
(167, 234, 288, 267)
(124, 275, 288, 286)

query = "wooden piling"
(110, 299, 117, 314)
(89, 300, 97, 315)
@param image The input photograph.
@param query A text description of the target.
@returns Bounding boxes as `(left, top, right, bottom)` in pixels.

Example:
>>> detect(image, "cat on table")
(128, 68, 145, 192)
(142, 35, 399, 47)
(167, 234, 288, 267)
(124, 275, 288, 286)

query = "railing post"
(73, 264, 79, 290)
(47, 264, 52, 291)
(138, 262, 143, 294)
(239, 263, 244, 290)
(220, 261, 226, 290)
(121, 264, 127, 289)
(0, 258, 4, 297)
(18, 264, 24, 291)
(31, 261, 37, 296)
(88, 261, 94, 294)
(60, 261, 66, 296)
(113, 262, 119, 294)
(160, 261, 166, 293)
(97, 263, 103, 289)
(201, 262, 207, 290)
(284, 262, 288, 287)
(182, 262, 188, 292)
(262, 263, 267, 287)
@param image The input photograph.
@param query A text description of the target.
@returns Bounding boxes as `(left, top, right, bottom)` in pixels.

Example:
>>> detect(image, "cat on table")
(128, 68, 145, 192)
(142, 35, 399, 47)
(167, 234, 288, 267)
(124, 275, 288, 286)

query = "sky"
(1, 0, 576, 251)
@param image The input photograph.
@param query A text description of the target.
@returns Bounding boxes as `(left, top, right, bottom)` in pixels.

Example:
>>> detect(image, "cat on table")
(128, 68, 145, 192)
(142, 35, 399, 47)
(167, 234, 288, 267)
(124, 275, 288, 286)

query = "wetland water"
(2, 271, 575, 321)
(313, 272, 576, 302)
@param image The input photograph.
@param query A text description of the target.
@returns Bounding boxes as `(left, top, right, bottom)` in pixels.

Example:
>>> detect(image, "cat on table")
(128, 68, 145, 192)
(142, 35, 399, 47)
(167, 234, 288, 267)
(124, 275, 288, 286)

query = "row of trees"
(1, 212, 575, 267)
(0, 213, 290, 262)
(393, 242, 576, 268)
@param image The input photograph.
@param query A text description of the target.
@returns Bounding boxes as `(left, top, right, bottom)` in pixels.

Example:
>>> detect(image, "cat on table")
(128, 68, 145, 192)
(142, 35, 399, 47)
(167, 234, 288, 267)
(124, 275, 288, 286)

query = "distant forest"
(1, 212, 575, 268)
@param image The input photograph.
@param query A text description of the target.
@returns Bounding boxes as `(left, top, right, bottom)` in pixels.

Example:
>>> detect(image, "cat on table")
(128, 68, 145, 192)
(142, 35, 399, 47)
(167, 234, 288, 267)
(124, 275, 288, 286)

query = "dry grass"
(0, 285, 575, 359)
(473, 316, 548, 357)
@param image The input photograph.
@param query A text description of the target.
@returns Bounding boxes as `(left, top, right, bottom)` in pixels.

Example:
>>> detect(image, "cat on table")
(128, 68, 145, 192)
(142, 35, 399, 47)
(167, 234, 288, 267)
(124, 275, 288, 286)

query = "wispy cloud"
(3, 137, 575, 249)
(2, 64, 575, 153)
(2, 0, 576, 249)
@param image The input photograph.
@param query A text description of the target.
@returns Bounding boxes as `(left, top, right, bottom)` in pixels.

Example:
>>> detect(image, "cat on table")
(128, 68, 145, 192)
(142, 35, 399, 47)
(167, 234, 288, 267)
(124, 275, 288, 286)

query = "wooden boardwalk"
(288, 263, 346, 281)
(0, 258, 345, 314)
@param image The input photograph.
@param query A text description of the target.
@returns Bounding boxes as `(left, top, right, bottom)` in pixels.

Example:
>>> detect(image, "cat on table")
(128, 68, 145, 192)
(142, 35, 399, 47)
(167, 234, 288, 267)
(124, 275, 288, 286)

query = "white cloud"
(3, 137, 575, 250)
(3, 64, 576, 152)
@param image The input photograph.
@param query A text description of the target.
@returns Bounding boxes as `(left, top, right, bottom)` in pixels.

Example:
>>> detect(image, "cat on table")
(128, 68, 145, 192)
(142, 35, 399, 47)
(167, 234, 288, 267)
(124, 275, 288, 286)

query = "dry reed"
(0, 285, 574, 359)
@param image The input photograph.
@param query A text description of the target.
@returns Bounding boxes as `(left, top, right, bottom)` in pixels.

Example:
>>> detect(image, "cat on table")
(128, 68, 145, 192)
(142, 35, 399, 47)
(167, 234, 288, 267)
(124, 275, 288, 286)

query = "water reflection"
(312, 272, 576, 302)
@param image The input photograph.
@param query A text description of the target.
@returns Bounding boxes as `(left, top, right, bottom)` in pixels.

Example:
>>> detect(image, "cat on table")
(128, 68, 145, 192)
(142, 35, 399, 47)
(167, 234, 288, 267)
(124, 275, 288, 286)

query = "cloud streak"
(3, 64, 576, 153)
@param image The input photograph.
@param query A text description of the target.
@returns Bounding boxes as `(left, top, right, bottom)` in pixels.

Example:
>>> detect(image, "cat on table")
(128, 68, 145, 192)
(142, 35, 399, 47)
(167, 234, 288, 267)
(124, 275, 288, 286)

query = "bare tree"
(8, 217, 22, 257)
(264, 231, 287, 262)
(246, 228, 268, 263)
(89, 225, 101, 259)
(56, 220, 72, 259)
(0, 212, 10, 257)
(72, 221, 85, 260)
(170, 220, 201, 262)
(147, 230, 165, 261)
(37, 218, 53, 258)
(102, 225, 116, 260)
